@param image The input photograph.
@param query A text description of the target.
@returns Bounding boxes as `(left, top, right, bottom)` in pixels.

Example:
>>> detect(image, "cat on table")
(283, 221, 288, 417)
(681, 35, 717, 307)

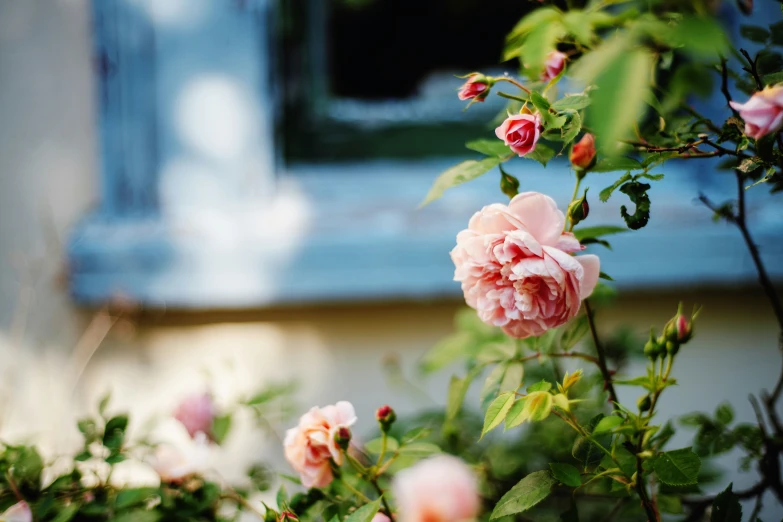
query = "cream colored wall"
(0, 0, 782, 518)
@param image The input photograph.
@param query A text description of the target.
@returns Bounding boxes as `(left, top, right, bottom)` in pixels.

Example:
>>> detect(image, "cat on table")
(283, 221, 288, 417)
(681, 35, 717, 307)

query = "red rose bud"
(664, 303, 693, 345)
(570, 133, 597, 171)
(457, 74, 492, 102)
(334, 426, 352, 451)
(567, 189, 589, 227)
(376, 405, 396, 432)
(279, 512, 298, 522)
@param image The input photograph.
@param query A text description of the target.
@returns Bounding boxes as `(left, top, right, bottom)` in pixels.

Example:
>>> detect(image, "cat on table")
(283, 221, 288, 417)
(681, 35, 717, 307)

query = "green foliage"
(421, 157, 505, 206)
(710, 484, 742, 522)
(653, 448, 701, 486)
(548, 463, 581, 488)
(344, 498, 381, 522)
(490, 470, 557, 519)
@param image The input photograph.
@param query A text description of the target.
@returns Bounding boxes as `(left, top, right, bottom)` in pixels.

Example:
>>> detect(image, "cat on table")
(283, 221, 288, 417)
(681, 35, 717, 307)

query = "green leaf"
(530, 91, 551, 112)
(711, 483, 742, 522)
(667, 16, 729, 59)
(446, 366, 484, 421)
(245, 382, 296, 406)
(763, 71, 783, 86)
(490, 470, 557, 519)
(740, 25, 770, 44)
(277, 483, 288, 509)
(653, 447, 701, 486)
(103, 415, 129, 451)
(520, 22, 566, 79)
(592, 415, 623, 434)
(482, 392, 516, 436)
(345, 499, 382, 522)
(499, 362, 524, 393)
(598, 271, 614, 281)
(657, 494, 683, 514)
(98, 391, 112, 416)
(572, 226, 627, 241)
(715, 403, 734, 425)
(588, 49, 652, 155)
(771, 20, 783, 47)
(112, 511, 161, 522)
(505, 398, 528, 429)
(51, 504, 80, 522)
(549, 463, 582, 487)
(562, 11, 593, 47)
(527, 380, 552, 393)
(552, 94, 591, 111)
(398, 442, 441, 457)
(401, 427, 431, 444)
(212, 414, 232, 445)
(364, 437, 399, 454)
(592, 157, 643, 172)
(421, 157, 503, 206)
(524, 143, 556, 166)
(420, 332, 474, 373)
(599, 173, 632, 202)
(638, 172, 664, 181)
(481, 365, 507, 408)
(561, 111, 582, 144)
(560, 315, 589, 351)
(115, 488, 160, 510)
(466, 139, 512, 157)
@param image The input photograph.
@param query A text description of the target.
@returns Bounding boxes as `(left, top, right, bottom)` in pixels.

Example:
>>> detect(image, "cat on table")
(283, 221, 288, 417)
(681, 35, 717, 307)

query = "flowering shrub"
(3, 1, 783, 521)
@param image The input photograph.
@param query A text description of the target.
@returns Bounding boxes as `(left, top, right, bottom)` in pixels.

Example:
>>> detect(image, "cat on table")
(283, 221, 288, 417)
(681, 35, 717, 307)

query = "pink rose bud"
(729, 86, 783, 139)
(174, 392, 216, 440)
(392, 456, 480, 522)
(495, 112, 542, 157)
(371, 514, 391, 522)
(451, 192, 600, 339)
(334, 426, 352, 451)
(2, 501, 32, 522)
(457, 74, 491, 102)
(279, 512, 298, 522)
(570, 133, 597, 170)
(284, 401, 357, 488)
(375, 404, 396, 432)
(567, 189, 589, 227)
(541, 50, 567, 82)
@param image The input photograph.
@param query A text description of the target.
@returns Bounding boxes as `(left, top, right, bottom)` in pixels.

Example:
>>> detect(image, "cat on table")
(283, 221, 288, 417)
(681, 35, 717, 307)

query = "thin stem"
(496, 91, 529, 103)
(494, 76, 531, 94)
(721, 58, 741, 119)
(376, 432, 388, 468)
(635, 459, 659, 522)
(341, 477, 373, 503)
(221, 492, 266, 520)
(739, 48, 764, 91)
(518, 351, 600, 365)
(369, 479, 395, 521)
(584, 300, 619, 410)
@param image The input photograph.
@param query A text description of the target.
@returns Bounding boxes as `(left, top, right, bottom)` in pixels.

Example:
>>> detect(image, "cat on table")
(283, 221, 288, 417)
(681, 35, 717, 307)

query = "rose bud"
(279, 511, 298, 522)
(499, 168, 520, 199)
(637, 395, 652, 412)
(495, 112, 543, 157)
(376, 404, 396, 432)
(570, 133, 597, 171)
(643, 329, 663, 361)
(729, 86, 783, 140)
(264, 508, 279, 522)
(664, 304, 693, 345)
(457, 74, 492, 103)
(174, 392, 216, 440)
(541, 50, 567, 82)
(567, 189, 589, 227)
(334, 426, 352, 451)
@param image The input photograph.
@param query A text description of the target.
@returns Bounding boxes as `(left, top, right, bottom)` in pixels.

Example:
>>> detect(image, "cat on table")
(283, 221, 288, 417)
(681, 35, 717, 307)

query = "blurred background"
(1, 0, 783, 516)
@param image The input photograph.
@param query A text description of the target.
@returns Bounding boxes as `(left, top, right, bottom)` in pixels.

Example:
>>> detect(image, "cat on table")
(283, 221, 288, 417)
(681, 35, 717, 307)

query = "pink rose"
(372, 514, 391, 522)
(495, 112, 542, 157)
(174, 392, 216, 440)
(451, 192, 600, 339)
(541, 51, 567, 82)
(284, 401, 357, 488)
(458, 74, 490, 102)
(729, 86, 783, 139)
(392, 455, 479, 522)
(152, 432, 210, 484)
(570, 133, 597, 170)
(2, 502, 31, 522)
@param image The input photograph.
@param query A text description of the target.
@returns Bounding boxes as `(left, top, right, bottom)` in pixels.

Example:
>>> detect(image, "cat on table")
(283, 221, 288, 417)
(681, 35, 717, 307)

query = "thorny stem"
(494, 76, 531, 94)
(739, 48, 764, 91)
(584, 300, 619, 410)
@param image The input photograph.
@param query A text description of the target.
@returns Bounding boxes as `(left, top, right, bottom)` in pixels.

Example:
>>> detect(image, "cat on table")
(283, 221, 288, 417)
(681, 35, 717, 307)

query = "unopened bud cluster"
(644, 303, 695, 361)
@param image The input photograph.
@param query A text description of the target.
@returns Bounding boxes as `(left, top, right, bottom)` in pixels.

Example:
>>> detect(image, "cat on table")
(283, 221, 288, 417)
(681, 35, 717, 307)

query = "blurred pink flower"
(2, 501, 32, 522)
(392, 455, 479, 522)
(372, 513, 391, 522)
(451, 192, 600, 339)
(152, 432, 210, 484)
(284, 401, 357, 488)
(570, 133, 597, 170)
(495, 112, 542, 157)
(174, 392, 216, 440)
(729, 86, 783, 139)
(541, 50, 567, 82)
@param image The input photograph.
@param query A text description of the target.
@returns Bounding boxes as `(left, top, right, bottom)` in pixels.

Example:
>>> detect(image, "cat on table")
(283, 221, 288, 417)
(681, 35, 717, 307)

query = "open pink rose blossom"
(730, 86, 783, 139)
(495, 112, 542, 157)
(392, 455, 479, 522)
(174, 392, 216, 439)
(451, 192, 600, 339)
(284, 401, 357, 488)
(1, 501, 31, 522)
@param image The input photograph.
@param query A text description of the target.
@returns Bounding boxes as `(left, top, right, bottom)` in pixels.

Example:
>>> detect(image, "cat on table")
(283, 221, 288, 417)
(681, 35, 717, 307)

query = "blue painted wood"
(91, 0, 159, 217)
